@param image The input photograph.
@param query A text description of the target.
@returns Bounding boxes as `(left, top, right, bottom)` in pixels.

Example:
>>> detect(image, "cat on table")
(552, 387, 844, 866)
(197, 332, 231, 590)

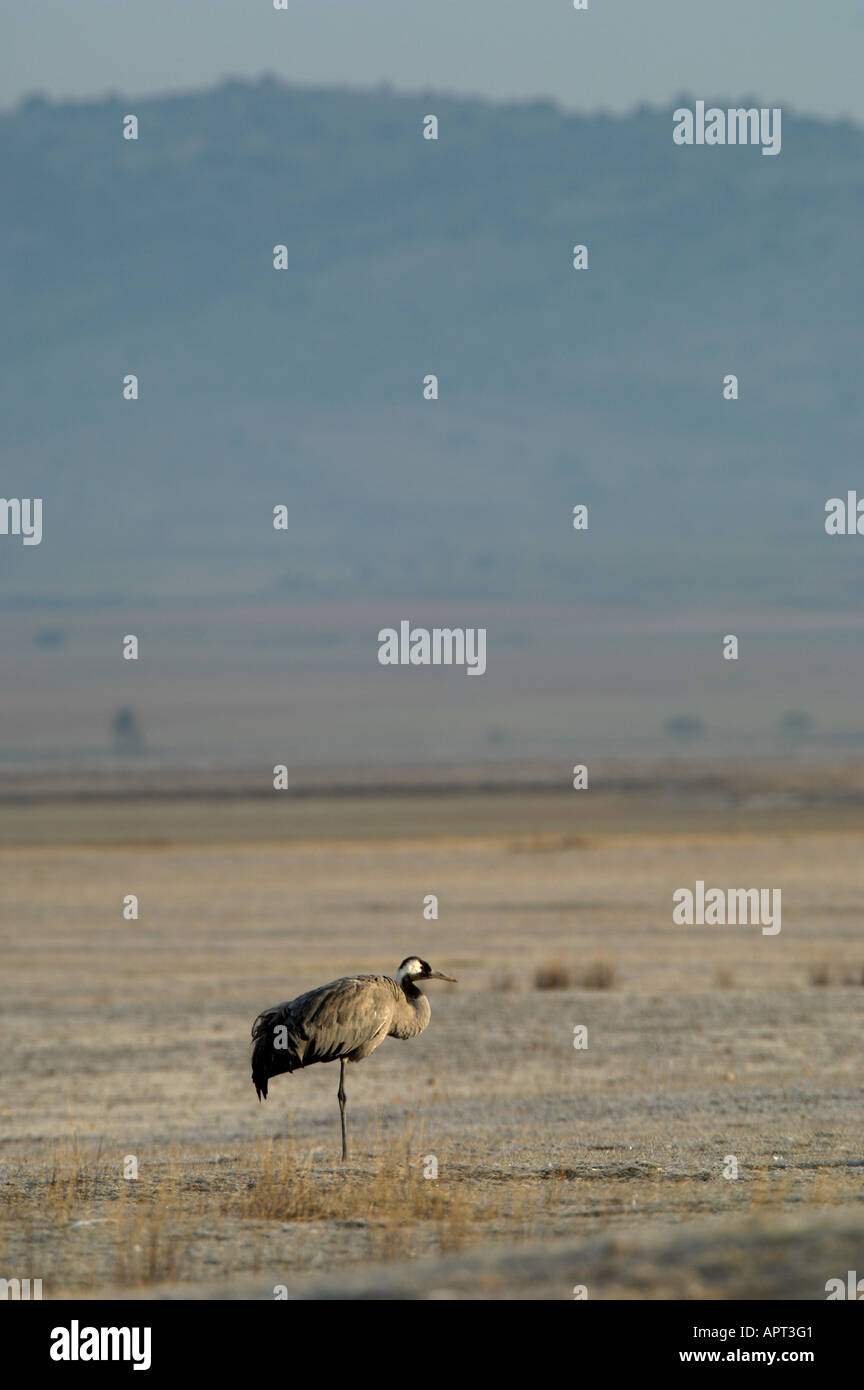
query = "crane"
(251, 956, 457, 1160)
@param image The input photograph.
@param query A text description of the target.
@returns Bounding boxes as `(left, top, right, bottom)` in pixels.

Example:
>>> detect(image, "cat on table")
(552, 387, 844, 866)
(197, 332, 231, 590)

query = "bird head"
(396, 956, 457, 984)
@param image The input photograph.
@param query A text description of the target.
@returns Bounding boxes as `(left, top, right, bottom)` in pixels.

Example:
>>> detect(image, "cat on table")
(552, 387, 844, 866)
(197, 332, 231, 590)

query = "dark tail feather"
(251, 1010, 276, 1100)
(251, 1007, 301, 1100)
(252, 1053, 269, 1100)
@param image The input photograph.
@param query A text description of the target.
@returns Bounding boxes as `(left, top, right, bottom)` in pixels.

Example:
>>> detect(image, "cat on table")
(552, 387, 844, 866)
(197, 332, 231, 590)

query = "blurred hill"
(1, 78, 863, 610)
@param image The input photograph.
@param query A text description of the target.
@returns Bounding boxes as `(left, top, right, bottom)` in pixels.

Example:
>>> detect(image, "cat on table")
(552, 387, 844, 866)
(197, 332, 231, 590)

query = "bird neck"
(391, 979, 431, 1039)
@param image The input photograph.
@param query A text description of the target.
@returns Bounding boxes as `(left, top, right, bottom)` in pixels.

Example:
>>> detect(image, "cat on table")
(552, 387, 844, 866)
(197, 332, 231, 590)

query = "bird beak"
(428, 971, 457, 982)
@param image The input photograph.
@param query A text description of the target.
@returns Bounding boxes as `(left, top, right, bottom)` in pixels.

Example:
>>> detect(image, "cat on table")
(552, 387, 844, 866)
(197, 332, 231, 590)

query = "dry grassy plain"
(1, 762, 862, 1299)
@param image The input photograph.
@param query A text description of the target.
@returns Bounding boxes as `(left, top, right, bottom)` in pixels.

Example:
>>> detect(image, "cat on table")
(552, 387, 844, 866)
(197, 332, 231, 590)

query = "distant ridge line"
(1, 760, 863, 805)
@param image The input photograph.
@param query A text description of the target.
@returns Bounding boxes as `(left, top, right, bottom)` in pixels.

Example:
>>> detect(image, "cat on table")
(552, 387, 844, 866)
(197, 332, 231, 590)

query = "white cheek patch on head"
(397, 957, 424, 983)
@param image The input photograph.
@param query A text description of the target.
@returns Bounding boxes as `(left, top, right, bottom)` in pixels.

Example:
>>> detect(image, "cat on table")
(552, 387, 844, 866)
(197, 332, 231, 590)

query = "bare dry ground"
(0, 762, 862, 1299)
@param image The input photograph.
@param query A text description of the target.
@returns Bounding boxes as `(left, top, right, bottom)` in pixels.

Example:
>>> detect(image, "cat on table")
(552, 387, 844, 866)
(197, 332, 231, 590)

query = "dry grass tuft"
(576, 960, 615, 990)
(235, 1133, 488, 1257)
(808, 960, 833, 987)
(533, 959, 571, 990)
(0, 1139, 190, 1289)
(533, 958, 615, 990)
(808, 960, 864, 987)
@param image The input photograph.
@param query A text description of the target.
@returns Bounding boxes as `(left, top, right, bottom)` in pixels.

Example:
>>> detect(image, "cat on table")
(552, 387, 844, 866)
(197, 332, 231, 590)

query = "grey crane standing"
(251, 956, 457, 1160)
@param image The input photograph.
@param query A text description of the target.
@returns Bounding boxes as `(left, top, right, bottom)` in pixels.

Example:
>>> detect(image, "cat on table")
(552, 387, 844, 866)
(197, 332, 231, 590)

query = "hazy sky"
(2, 0, 863, 121)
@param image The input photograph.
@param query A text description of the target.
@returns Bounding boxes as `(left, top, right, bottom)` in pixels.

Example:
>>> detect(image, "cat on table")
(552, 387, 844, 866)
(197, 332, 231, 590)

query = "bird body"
(250, 957, 456, 1159)
(252, 972, 430, 1095)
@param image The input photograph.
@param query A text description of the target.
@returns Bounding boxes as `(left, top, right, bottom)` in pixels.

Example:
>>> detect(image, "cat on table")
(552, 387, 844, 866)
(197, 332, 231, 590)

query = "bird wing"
(276, 974, 399, 1066)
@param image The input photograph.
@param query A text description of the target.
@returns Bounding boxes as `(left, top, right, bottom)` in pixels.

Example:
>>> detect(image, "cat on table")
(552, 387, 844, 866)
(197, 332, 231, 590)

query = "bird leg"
(337, 1058, 348, 1163)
